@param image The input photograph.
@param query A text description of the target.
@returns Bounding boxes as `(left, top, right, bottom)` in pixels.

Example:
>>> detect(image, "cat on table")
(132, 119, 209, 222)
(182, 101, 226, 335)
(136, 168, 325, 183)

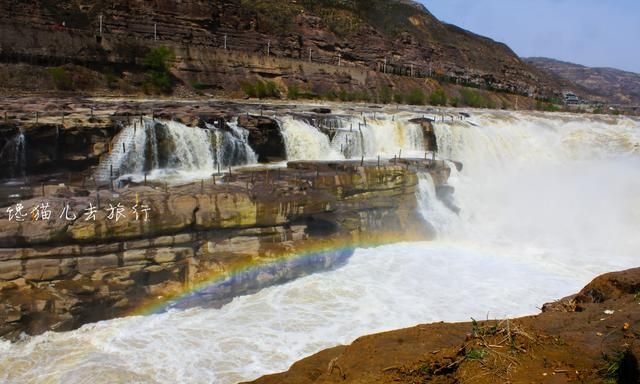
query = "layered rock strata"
(0, 158, 451, 340)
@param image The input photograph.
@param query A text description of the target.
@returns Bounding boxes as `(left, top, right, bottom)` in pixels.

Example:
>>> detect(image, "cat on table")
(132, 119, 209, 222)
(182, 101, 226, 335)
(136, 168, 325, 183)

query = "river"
(1, 110, 638, 384)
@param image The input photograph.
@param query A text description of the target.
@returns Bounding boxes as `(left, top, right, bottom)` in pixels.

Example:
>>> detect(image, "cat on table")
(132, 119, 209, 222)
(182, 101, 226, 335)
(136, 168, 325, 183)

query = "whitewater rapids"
(1, 110, 639, 384)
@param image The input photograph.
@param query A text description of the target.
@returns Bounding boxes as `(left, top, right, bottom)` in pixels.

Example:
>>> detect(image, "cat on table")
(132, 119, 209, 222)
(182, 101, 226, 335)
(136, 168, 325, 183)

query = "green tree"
(429, 88, 447, 106)
(406, 88, 426, 105)
(144, 46, 176, 93)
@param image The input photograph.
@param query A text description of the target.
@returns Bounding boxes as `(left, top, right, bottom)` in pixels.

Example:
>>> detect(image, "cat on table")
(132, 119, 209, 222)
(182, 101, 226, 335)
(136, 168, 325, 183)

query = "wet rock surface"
(238, 114, 287, 162)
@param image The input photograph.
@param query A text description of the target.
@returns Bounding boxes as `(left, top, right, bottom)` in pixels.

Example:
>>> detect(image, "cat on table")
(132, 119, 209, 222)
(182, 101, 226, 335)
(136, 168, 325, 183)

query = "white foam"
(0, 242, 579, 384)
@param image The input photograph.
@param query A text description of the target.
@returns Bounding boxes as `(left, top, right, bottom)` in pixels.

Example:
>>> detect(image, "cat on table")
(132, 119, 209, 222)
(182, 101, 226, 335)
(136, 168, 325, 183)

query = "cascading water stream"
(0, 131, 27, 179)
(13, 132, 26, 179)
(279, 114, 427, 160)
(95, 119, 258, 184)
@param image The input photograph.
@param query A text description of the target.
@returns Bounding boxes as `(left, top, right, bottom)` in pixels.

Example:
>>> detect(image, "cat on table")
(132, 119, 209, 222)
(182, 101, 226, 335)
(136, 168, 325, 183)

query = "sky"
(420, 0, 640, 73)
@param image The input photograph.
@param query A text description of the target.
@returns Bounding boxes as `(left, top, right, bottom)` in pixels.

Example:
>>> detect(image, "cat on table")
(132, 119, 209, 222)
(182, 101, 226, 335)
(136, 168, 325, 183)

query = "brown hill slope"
(0, 0, 561, 97)
(527, 57, 640, 105)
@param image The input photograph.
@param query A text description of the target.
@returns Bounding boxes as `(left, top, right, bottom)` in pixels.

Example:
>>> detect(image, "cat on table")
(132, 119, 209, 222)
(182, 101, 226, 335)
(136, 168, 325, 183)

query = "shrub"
(393, 92, 404, 104)
(459, 88, 496, 108)
(240, 81, 257, 98)
(48, 67, 73, 90)
(287, 84, 301, 100)
(429, 88, 447, 106)
(263, 80, 279, 98)
(600, 349, 637, 384)
(465, 348, 487, 360)
(379, 85, 392, 104)
(406, 88, 426, 105)
(190, 80, 208, 90)
(143, 46, 176, 93)
(536, 100, 561, 112)
(241, 80, 280, 99)
(144, 46, 175, 72)
(103, 68, 119, 89)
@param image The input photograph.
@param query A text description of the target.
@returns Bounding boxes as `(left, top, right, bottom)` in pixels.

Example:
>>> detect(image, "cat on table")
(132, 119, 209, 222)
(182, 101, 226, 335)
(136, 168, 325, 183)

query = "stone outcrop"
(409, 117, 438, 153)
(0, 122, 121, 180)
(238, 114, 287, 162)
(0, 158, 451, 340)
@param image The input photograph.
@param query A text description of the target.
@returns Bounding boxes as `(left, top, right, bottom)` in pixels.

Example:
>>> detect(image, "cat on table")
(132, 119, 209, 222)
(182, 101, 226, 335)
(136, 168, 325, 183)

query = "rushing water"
(95, 119, 258, 184)
(0, 131, 27, 179)
(2, 110, 640, 384)
(279, 113, 426, 160)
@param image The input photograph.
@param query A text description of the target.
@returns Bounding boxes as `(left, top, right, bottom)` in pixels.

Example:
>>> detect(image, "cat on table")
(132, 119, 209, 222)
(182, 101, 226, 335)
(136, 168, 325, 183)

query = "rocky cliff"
(0, 0, 561, 99)
(0, 146, 451, 339)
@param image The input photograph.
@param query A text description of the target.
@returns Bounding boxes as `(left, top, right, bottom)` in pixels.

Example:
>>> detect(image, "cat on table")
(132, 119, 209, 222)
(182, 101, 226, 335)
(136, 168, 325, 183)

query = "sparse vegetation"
(241, 80, 280, 99)
(287, 84, 301, 100)
(429, 87, 447, 106)
(600, 349, 638, 384)
(418, 363, 432, 376)
(189, 80, 208, 91)
(48, 65, 96, 91)
(406, 88, 426, 105)
(240, 0, 302, 34)
(459, 89, 496, 108)
(143, 46, 176, 94)
(465, 347, 487, 360)
(378, 85, 393, 104)
(48, 67, 73, 91)
(536, 100, 561, 112)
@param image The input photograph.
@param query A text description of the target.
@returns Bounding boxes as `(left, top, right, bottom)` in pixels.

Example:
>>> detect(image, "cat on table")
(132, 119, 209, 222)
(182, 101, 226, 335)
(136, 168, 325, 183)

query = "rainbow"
(129, 231, 426, 317)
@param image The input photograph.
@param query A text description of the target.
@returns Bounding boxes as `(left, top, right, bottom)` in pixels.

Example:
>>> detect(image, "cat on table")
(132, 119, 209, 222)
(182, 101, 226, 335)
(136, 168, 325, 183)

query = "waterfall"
(95, 119, 258, 183)
(429, 111, 640, 265)
(278, 116, 344, 160)
(279, 114, 427, 160)
(0, 131, 27, 178)
(14, 132, 26, 178)
(209, 121, 258, 167)
(416, 172, 459, 235)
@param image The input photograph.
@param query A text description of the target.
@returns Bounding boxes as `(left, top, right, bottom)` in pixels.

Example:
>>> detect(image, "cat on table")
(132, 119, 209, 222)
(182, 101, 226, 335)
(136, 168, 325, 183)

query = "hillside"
(0, 0, 562, 99)
(526, 57, 640, 105)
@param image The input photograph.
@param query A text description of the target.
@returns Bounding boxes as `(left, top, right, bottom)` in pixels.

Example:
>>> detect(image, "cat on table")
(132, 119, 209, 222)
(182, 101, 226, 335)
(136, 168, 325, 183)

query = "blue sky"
(420, 0, 640, 73)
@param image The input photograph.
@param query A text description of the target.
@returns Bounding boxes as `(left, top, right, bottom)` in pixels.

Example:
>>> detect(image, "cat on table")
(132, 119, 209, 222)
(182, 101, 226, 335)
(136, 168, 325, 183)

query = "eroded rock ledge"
(0, 159, 451, 340)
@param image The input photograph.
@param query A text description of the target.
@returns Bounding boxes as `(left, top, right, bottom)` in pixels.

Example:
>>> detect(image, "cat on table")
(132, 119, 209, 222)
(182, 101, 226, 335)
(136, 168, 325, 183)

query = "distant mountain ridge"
(526, 57, 640, 105)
